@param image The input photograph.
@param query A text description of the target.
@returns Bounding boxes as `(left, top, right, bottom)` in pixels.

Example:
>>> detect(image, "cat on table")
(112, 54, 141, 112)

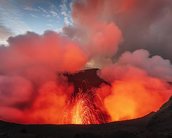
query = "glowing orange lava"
(103, 77, 172, 122)
(63, 90, 109, 124)
(71, 92, 98, 124)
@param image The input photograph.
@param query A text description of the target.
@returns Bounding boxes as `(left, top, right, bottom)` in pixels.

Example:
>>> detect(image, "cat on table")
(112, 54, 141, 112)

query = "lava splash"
(63, 78, 110, 124)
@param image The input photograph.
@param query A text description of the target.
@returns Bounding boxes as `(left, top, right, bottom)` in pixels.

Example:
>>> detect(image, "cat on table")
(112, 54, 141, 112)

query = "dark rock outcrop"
(148, 97, 172, 135)
(64, 68, 110, 94)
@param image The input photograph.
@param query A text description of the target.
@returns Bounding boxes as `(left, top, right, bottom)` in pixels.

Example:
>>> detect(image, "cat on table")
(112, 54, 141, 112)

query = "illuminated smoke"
(98, 50, 172, 121)
(0, 31, 87, 123)
(64, 0, 123, 59)
(0, 0, 172, 124)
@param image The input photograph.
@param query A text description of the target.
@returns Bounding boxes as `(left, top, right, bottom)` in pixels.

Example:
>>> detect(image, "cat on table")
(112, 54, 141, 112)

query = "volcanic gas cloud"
(0, 0, 172, 124)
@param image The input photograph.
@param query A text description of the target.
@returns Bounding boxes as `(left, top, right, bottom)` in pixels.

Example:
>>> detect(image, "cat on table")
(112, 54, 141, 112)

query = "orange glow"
(71, 93, 93, 124)
(1, 75, 171, 124)
(1, 0, 172, 126)
(6, 73, 171, 124)
(22, 81, 74, 124)
(120, 0, 137, 12)
(64, 91, 108, 124)
(104, 77, 171, 122)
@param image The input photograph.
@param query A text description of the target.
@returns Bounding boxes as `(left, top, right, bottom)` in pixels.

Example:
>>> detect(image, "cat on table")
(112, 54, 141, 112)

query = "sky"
(0, 0, 72, 44)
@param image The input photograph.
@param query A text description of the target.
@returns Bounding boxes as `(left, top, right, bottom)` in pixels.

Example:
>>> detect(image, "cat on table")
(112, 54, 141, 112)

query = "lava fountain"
(63, 89, 110, 124)
(0, 69, 171, 125)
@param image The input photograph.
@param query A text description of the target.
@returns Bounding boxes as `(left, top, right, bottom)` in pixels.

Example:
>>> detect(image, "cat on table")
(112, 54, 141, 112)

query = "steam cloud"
(0, 31, 87, 123)
(0, 0, 172, 124)
(98, 50, 172, 121)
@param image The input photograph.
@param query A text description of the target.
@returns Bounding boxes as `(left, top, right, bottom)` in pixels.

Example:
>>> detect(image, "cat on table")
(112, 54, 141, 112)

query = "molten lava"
(64, 90, 109, 124)
(71, 92, 99, 124)
(0, 69, 171, 125)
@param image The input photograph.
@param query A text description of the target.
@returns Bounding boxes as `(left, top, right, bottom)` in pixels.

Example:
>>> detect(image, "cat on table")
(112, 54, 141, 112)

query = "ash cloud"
(118, 49, 172, 82)
(99, 49, 172, 83)
(64, 0, 123, 59)
(68, 0, 172, 81)
(98, 65, 171, 121)
(0, 31, 87, 123)
(98, 49, 172, 121)
(64, 0, 172, 66)
(114, 0, 172, 61)
(0, 0, 172, 124)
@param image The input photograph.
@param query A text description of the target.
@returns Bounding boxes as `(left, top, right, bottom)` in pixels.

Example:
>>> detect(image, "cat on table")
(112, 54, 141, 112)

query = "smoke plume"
(0, 31, 87, 123)
(98, 50, 172, 121)
(0, 0, 172, 124)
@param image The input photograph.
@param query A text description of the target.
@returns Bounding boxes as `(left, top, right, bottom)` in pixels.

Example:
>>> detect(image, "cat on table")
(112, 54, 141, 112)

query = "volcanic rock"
(147, 97, 172, 136)
(64, 68, 110, 94)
